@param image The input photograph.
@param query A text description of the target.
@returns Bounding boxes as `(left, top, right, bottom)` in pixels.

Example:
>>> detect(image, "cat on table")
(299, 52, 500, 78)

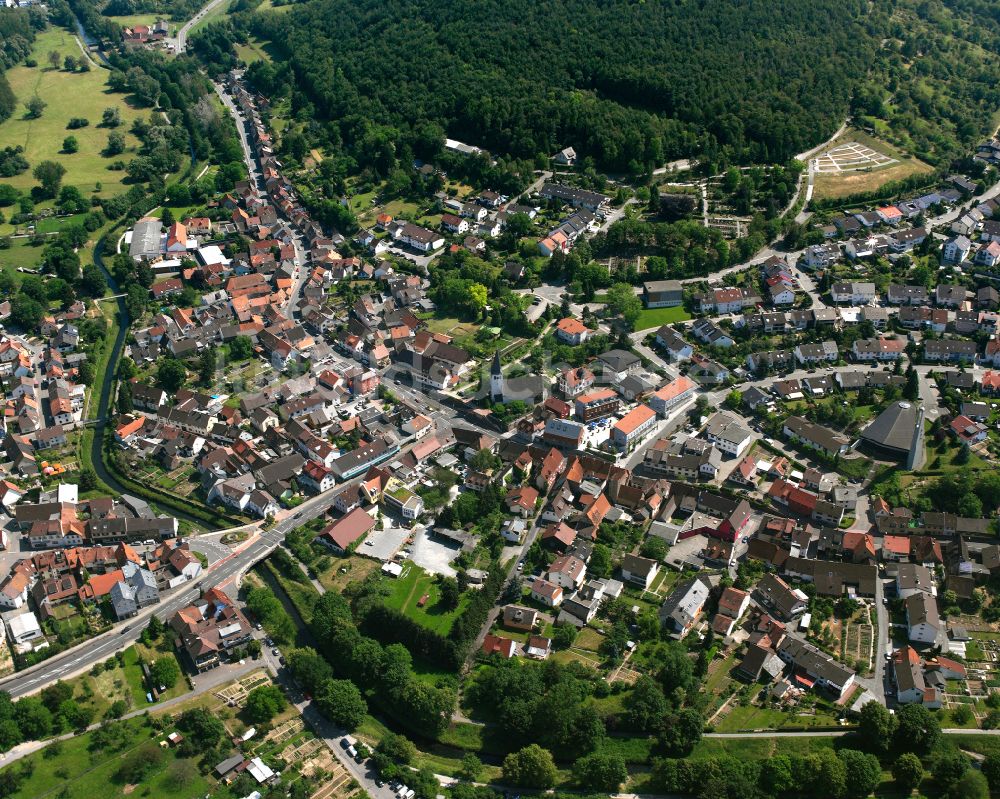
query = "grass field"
(0, 237, 46, 277)
(5, 716, 212, 799)
(187, 0, 234, 37)
(418, 314, 480, 339)
(690, 734, 837, 760)
(235, 38, 276, 65)
(106, 14, 164, 29)
(63, 642, 186, 720)
(635, 305, 692, 331)
(383, 563, 468, 635)
(0, 28, 146, 201)
(715, 703, 841, 732)
(317, 554, 380, 593)
(811, 128, 934, 201)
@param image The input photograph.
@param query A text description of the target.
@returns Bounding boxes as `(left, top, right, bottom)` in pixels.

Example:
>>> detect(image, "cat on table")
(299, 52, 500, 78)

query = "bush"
(376, 732, 416, 765)
(114, 742, 163, 784)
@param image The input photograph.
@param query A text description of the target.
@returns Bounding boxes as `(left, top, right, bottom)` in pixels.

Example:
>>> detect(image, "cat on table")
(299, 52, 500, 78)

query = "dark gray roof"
(597, 349, 640, 371)
(860, 401, 921, 454)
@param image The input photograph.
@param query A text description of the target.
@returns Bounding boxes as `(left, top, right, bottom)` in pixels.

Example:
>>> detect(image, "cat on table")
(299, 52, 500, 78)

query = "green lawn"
(5, 716, 212, 799)
(715, 702, 841, 732)
(0, 28, 147, 201)
(384, 563, 468, 636)
(966, 640, 986, 661)
(0, 237, 46, 282)
(635, 305, 692, 331)
(235, 38, 275, 65)
(690, 734, 837, 760)
(106, 14, 164, 30)
(187, 0, 233, 37)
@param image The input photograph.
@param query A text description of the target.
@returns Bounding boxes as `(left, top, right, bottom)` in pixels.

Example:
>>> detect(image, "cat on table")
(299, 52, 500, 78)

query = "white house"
(943, 235, 972, 264)
(905, 592, 940, 644)
(621, 554, 659, 591)
(7, 612, 42, 645)
(830, 282, 876, 305)
(703, 412, 753, 457)
(555, 317, 589, 346)
(648, 376, 697, 416)
(548, 554, 586, 590)
(611, 405, 658, 451)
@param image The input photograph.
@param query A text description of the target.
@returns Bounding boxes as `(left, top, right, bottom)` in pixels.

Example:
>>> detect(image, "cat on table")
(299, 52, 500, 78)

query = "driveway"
(360, 526, 409, 562)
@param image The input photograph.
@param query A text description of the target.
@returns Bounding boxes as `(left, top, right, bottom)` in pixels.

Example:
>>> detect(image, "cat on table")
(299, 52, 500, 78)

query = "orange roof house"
(166, 222, 188, 251)
(78, 569, 125, 602)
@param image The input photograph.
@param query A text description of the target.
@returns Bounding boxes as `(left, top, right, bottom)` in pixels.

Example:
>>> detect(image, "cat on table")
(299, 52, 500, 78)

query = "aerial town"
(3, 0, 1000, 797)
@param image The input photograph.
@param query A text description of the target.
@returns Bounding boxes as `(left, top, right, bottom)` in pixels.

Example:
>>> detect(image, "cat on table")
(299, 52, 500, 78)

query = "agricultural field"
(0, 28, 146, 202)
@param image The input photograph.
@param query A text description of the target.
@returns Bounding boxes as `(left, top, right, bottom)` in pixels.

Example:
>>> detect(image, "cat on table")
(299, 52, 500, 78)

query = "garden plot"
(813, 142, 896, 173)
(842, 622, 874, 668)
(265, 718, 305, 745)
(279, 736, 323, 764)
(215, 670, 270, 706)
(307, 751, 360, 799)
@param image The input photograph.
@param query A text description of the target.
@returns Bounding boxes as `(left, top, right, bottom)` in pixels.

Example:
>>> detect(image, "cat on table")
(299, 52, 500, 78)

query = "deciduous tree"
(314, 679, 366, 731)
(892, 752, 924, 794)
(502, 744, 557, 789)
(32, 160, 65, 197)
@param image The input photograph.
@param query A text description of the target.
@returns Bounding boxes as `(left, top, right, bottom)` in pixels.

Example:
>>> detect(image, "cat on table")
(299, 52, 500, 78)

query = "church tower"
(490, 349, 504, 402)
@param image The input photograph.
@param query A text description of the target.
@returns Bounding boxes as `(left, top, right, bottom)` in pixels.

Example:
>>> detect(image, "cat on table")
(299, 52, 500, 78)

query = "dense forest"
(853, 0, 1000, 165)
(185, 0, 1000, 178)
(247, 0, 872, 172)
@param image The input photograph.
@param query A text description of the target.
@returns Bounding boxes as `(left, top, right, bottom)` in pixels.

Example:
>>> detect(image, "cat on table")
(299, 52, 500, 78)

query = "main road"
(0, 439, 420, 698)
(167, 0, 229, 54)
(214, 75, 309, 318)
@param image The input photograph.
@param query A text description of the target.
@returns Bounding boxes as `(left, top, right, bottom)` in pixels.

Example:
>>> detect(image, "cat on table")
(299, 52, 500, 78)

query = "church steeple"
(490, 350, 504, 402)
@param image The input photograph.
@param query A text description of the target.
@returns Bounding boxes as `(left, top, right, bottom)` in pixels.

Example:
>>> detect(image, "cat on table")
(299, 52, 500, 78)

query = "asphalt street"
(0, 452, 410, 698)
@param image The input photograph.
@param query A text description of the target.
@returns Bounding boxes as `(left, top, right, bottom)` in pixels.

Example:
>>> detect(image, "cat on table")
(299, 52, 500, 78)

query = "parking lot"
(409, 526, 462, 577)
(359, 526, 410, 562)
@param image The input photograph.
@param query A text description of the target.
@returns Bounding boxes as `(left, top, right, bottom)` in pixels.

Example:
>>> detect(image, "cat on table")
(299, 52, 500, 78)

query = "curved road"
(90, 239, 211, 527)
(88, 237, 131, 501)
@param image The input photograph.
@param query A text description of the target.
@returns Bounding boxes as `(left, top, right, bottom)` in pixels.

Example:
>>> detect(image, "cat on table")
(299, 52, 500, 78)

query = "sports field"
(0, 28, 145, 201)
